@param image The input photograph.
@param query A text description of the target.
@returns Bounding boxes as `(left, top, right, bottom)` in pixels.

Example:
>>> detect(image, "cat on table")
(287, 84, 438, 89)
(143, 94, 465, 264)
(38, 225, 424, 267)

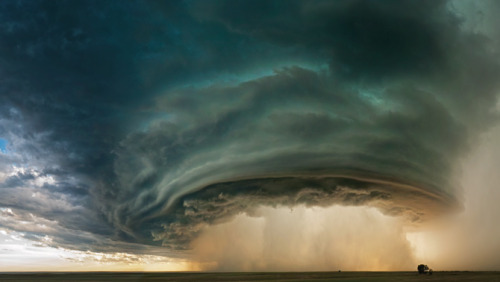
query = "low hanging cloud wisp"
(0, 0, 500, 270)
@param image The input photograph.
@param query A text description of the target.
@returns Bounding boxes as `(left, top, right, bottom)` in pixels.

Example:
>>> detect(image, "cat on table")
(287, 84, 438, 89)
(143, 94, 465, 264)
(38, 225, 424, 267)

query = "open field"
(0, 272, 500, 282)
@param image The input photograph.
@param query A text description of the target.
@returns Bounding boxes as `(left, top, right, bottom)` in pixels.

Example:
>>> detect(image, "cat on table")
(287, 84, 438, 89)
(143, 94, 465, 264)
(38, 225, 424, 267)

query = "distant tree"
(417, 264, 429, 274)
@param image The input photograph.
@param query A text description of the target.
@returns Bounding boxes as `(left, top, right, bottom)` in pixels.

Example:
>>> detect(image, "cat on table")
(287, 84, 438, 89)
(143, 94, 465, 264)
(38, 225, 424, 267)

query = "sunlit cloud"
(0, 228, 193, 272)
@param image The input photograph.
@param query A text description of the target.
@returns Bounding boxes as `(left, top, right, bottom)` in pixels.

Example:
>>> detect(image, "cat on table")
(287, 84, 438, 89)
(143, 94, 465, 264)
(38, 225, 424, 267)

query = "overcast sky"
(1, 0, 500, 271)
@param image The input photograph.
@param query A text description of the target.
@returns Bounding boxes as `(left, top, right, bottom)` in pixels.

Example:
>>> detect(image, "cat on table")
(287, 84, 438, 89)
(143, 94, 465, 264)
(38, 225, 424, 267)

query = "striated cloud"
(0, 0, 499, 263)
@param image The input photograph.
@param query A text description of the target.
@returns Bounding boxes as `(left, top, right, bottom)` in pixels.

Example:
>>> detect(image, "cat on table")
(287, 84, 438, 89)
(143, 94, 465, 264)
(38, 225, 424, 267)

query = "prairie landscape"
(1, 272, 500, 282)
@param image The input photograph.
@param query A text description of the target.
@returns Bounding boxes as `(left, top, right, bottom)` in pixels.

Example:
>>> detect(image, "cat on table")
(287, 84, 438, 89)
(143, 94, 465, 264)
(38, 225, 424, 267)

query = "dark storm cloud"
(0, 170, 36, 188)
(114, 67, 468, 248)
(0, 0, 499, 253)
(191, 0, 453, 79)
(0, 0, 296, 252)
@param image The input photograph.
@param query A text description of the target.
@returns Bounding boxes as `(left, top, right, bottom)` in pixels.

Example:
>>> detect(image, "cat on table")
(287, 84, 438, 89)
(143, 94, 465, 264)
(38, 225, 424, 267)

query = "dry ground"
(0, 271, 499, 282)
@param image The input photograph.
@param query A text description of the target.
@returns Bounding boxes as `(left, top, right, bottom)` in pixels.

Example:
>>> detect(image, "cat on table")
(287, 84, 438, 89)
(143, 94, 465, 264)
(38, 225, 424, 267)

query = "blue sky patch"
(0, 138, 7, 153)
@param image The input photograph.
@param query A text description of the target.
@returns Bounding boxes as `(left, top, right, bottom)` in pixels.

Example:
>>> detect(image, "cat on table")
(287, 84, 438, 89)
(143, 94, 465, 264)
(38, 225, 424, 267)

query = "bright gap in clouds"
(0, 228, 195, 272)
(405, 124, 500, 271)
(0, 138, 7, 153)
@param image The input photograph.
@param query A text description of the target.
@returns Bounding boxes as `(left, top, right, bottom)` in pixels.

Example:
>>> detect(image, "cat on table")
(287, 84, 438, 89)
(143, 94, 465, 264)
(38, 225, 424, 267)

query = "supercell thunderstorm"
(0, 0, 499, 264)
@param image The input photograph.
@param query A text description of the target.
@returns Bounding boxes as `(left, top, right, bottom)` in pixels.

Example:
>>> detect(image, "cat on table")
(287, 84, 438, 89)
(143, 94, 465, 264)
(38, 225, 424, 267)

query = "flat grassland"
(0, 272, 499, 282)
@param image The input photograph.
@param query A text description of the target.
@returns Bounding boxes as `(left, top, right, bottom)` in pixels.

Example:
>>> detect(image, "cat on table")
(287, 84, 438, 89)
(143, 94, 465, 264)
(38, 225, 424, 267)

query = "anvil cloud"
(0, 0, 499, 270)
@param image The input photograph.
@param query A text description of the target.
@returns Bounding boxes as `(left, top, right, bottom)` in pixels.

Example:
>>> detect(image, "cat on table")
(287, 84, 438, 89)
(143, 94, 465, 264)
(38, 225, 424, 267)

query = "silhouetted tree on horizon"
(418, 264, 429, 274)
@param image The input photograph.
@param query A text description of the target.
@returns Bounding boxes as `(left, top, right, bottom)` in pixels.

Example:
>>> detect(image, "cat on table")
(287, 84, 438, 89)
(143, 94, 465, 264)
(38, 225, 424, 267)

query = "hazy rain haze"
(0, 0, 500, 272)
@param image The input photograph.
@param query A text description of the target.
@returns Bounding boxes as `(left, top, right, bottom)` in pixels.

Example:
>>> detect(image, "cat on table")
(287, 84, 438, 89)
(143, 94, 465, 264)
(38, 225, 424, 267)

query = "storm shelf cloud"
(0, 0, 500, 271)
